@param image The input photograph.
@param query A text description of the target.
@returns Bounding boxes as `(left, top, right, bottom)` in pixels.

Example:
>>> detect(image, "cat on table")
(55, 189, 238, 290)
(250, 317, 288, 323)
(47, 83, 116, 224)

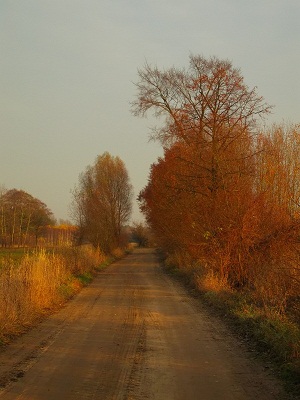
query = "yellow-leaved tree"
(72, 152, 133, 254)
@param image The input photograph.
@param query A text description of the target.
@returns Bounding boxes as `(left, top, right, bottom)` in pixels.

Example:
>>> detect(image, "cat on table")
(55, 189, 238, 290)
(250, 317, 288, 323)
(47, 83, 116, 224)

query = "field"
(0, 248, 31, 263)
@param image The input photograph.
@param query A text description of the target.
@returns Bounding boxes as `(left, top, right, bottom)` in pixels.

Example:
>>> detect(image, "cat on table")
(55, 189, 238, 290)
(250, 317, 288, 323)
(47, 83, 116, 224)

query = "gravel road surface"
(0, 248, 286, 399)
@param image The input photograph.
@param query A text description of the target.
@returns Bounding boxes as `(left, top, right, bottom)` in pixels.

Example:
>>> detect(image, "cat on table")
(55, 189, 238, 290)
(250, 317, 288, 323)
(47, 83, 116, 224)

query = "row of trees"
(133, 55, 300, 312)
(0, 188, 55, 247)
(0, 188, 78, 247)
(1, 153, 134, 253)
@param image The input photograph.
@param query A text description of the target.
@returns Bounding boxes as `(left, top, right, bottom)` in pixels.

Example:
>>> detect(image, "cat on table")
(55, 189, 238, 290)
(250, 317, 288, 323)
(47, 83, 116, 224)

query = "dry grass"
(194, 269, 232, 294)
(111, 247, 126, 259)
(0, 245, 107, 342)
(163, 250, 300, 393)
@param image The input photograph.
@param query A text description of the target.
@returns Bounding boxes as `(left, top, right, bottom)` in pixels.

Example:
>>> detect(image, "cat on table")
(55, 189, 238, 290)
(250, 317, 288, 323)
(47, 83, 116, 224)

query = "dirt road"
(0, 248, 286, 399)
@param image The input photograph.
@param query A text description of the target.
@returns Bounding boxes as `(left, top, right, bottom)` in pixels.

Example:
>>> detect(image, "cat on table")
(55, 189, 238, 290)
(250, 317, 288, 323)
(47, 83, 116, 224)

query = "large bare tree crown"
(132, 55, 272, 146)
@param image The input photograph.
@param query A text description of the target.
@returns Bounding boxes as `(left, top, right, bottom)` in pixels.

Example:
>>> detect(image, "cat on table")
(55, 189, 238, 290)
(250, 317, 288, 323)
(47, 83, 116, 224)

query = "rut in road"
(0, 248, 286, 400)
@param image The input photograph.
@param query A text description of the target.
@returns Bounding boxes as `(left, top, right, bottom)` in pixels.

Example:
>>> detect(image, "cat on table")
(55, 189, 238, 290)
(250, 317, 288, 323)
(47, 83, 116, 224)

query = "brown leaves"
(134, 56, 299, 314)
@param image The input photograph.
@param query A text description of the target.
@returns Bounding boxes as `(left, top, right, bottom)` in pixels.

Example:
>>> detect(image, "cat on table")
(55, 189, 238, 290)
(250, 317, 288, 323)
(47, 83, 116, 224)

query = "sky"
(1, 0, 299, 223)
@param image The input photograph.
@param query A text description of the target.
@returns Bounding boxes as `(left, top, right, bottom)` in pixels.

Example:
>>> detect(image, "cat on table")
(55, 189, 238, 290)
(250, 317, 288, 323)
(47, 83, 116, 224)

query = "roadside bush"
(111, 247, 125, 260)
(59, 244, 106, 275)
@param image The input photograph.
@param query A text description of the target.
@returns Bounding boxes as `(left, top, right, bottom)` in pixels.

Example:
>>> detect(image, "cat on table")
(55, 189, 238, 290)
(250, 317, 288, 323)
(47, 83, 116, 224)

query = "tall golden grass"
(0, 245, 106, 341)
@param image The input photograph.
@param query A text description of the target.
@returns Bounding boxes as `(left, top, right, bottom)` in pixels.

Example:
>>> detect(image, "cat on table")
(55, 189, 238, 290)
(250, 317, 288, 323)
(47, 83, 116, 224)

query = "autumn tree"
(0, 185, 7, 246)
(139, 146, 194, 254)
(72, 152, 133, 253)
(134, 56, 300, 314)
(134, 56, 271, 270)
(132, 56, 271, 202)
(255, 124, 300, 217)
(0, 189, 55, 247)
(249, 124, 300, 308)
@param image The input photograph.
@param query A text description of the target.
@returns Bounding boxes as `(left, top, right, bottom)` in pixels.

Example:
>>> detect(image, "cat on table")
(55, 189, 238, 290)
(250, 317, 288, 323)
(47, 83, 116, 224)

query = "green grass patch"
(200, 289, 300, 395)
(76, 272, 94, 285)
(97, 258, 113, 269)
(0, 247, 59, 266)
(0, 248, 29, 263)
(58, 281, 77, 300)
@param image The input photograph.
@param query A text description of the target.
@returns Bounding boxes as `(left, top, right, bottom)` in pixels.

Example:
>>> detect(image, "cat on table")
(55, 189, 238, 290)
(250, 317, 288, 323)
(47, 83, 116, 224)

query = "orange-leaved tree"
(134, 55, 271, 285)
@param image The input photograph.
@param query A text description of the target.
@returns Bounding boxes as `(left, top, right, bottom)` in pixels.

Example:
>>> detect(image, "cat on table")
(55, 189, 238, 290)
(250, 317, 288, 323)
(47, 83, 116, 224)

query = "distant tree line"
(0, 188, 76, 247)
(0, 188, 54, 247)
(1, 152, 134, 252)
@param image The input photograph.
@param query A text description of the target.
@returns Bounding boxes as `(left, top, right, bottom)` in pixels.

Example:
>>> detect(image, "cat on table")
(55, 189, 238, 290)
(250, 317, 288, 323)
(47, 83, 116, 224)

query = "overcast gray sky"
(1, 1, 299, 222)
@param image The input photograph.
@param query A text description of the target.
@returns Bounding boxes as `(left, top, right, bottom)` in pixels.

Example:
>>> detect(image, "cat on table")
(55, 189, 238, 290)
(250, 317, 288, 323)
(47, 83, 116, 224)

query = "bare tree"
(132, 55, 272, 197)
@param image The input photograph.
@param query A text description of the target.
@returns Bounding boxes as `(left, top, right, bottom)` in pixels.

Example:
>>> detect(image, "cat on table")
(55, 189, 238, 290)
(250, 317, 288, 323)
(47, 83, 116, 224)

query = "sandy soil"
(0, 248, 288, 399)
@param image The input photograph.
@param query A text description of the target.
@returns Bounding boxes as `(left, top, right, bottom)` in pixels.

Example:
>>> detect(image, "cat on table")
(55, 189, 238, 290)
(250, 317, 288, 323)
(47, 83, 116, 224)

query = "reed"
(0, 245, 107, 342)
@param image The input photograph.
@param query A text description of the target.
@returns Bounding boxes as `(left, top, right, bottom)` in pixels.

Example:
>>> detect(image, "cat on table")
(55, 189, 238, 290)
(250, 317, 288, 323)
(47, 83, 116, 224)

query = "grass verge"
(162, 254, 300, 398)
